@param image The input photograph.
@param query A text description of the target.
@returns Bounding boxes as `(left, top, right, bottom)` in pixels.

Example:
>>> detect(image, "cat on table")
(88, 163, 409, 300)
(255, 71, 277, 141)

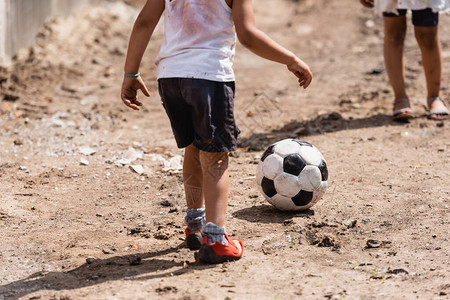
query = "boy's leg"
(197, 150, 243, 263)
(199, 150, 229, 228)
(383, 15, 408, 108)
(183, 144, 204, 209)
(183, 144, 205, 250)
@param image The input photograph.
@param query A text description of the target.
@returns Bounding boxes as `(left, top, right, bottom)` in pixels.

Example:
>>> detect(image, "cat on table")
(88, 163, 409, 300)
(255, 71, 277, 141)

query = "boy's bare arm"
(121, 0, 164, 110)
(124, 0, 164, 74)
(233, 0, 312, 88)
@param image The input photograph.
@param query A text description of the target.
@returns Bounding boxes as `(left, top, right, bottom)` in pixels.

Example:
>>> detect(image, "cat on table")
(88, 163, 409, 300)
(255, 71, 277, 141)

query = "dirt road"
(1, 0, 449, 299)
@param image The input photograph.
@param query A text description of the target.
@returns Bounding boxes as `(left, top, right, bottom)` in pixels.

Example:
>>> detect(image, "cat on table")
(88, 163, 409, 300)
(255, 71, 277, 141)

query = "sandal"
(427, 97, 449, 120)
(393, 97, 414, 122)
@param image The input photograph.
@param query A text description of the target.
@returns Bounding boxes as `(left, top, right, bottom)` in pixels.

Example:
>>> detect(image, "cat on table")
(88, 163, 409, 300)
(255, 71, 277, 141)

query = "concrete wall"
(0, 0, 91, 65)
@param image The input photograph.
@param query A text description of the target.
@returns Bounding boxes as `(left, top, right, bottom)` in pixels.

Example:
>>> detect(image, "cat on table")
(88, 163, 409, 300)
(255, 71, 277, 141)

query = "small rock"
(86, 257, 96, 264)
(61, 84, 78, 93)
(365, 20, 375, 28)
(80, 158, 89, 166)
(160, 199, 177, 207)
(386, 268, 409, 275)
(366, 239, 381, 248)
(169, 207, 179, 213)
(366, 67, 385, 75)
(154, 229, 172, 240)
(3, 93, 19, 101)
(102, 248, 114, 254)
(155, 286, 178, 294)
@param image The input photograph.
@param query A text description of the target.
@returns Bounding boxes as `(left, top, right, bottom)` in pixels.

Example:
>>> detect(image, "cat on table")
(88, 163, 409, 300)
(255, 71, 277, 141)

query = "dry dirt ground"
(0, 0, 449, 299)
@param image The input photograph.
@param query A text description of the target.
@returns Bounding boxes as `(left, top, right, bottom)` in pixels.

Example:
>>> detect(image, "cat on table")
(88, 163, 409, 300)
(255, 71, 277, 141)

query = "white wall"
(0, 0, 92, 65)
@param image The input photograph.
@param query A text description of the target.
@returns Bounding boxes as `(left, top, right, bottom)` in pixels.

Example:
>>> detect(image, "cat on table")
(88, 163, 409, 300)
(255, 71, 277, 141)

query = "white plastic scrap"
(163, 155, 182, 171)
(114, 147, 144, 166)
(129, 164, 145, 175)
(79, 147, 97, 156)
(148, 154, 183, 172)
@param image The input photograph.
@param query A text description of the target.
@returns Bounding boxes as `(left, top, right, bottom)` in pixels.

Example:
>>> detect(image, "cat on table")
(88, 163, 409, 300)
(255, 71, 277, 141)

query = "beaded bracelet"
(124, 72, 140, 77)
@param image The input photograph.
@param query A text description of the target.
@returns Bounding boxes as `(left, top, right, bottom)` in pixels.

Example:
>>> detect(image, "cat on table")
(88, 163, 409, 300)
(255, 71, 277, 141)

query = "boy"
(121, 0, 312, 264)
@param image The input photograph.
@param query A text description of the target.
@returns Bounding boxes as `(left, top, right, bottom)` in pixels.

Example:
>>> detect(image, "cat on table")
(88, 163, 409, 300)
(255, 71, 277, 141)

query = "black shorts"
(383, 8, 439, 27)
(158, 78, 240, 153)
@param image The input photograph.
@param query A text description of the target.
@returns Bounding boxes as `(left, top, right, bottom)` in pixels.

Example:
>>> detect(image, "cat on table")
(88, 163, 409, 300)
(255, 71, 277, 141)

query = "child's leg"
(183, 144, 204, 209)
(199, 150, 229, 228)
(411, 9, 448, 119)
(183, 144, 205, 239)
(196, 150, 243, 263)
(414, 26, 443, 102)
(383, 15, 408, 106)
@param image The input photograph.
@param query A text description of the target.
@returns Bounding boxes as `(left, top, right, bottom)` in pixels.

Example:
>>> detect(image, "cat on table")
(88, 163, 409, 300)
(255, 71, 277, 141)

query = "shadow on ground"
(238, 112, 402, 151)
(0, 242, 214, 300)
(232, 204, 314, 224)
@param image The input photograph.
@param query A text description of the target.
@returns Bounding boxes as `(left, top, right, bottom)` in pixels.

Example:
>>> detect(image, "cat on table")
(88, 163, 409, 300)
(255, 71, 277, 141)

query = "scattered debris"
(163, 156, 183, 172)
(129, 164, 145, 175)
(115, 147, 144, 166)
(159, 199, 177, 207)
(155, 286, 178, 295)
(102, 248, 115, 254)
(86, 257, 97, 264)
(366, 67, 385, 75)
(79, 147, 96, 156)
(366, 239, 381, 248)
(387, 268, 409, 275)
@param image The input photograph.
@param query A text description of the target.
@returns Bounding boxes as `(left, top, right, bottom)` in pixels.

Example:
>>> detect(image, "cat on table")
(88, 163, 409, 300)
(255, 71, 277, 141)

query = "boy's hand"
(287, 58, 313, 89)
(121, 76, 150, 111)
(360, 0, 374, 8)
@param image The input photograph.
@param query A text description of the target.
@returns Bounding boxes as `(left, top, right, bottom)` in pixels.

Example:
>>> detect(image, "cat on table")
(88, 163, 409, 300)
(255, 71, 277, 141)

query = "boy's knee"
(199, 151, 229, 171)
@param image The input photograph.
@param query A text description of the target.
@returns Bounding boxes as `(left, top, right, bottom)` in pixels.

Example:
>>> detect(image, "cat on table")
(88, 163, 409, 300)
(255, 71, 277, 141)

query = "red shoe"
(185, 227, 202, 250)
(198, 234, 244, 264)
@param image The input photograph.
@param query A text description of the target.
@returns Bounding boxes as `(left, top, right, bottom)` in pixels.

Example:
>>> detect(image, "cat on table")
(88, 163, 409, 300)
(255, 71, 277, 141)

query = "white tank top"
(155, 0, 236, 82)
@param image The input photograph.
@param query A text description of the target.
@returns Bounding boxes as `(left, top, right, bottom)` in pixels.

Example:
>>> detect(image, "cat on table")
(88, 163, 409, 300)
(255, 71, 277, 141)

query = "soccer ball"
(256, 139, 329, 211)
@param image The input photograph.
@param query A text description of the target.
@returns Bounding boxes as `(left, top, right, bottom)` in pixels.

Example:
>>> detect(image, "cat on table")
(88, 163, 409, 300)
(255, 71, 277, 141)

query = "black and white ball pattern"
(256, 139, 329, 211)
